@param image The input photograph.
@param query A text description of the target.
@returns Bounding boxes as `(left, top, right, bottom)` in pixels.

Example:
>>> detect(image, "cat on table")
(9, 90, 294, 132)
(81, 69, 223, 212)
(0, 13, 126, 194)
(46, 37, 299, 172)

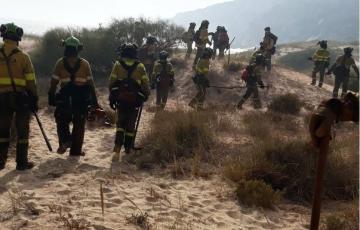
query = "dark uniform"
(0, 23, 37, 170)
(183, 23, 196, 58)
(48, 36, 98, 156)
(152, 51, 175, 109)
(237, 56, 265, 110)
(193, 20, 211, 68)
(262, 27, 278, 71)
(109, 44, 150, 154)
(189, 48, 212, 109)
(328, 47, 359, 98)
(311, 41, 330, 87)
(214, 26, 229, 59)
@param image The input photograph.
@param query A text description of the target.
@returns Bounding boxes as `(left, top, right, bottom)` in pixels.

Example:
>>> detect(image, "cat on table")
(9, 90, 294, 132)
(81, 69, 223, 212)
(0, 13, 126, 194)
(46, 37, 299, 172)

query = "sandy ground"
(0, 56, 339, 230)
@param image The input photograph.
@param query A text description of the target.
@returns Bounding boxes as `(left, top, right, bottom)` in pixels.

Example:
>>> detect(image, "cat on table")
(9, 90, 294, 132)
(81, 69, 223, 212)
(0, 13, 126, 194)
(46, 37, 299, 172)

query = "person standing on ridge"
(48, 36, 99, 156)
(182, 22, 196, 58)
(0, 23, 38, 170)
(327, 47, 359, 98)
(309, 40, 330, 88)
(262, 27, 278, 71)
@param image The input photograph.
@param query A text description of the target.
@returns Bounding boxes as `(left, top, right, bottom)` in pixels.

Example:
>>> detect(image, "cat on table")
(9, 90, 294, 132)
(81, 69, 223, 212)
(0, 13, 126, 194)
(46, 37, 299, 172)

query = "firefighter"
(182, 22, 196, 58)
(215, 26, 229, 59)
(152, 51, 175, 109)
(0, 23, 38, 170)
(109, 44, 150, 154)
(310, 40, 330, 87)
(139, 36, 158, 88)
(327, 47, 359, 98)
(189, 47, 213, 109)
(193, 20, 212, 68)
(237, 54, 266, 110)
(262, 27, 278, 71)
(48, 36, 99, 156)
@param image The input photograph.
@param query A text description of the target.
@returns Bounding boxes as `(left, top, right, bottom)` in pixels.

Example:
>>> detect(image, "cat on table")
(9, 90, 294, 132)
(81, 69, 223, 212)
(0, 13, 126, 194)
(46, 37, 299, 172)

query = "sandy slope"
(0, 57, 336, 230)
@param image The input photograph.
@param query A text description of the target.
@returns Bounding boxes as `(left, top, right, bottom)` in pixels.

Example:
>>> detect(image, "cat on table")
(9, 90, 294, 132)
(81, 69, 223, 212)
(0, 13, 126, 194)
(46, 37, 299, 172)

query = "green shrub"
(235, 180, 281, 209)
(268, 93, 302, 115)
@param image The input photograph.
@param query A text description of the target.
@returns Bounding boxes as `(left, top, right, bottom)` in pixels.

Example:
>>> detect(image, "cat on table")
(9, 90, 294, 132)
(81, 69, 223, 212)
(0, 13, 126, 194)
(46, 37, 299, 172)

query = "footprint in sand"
(57, 190, 72, 195)
(226, 210, 241, 219)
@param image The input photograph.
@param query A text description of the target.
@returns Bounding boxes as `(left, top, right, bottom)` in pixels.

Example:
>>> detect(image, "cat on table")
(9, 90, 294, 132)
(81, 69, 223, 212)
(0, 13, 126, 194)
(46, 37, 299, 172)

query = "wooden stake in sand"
(100, 182, 104, 216)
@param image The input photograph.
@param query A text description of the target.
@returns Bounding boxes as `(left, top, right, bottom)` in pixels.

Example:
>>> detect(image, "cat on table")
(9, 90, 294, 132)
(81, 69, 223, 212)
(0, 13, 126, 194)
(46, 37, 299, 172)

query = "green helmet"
(344, 47, 353, 56)
(201, 20, 209, 28)
(62, 36, 83, 51)
(318, 40, 327, 49)
(120, 43, 138, 59)
(190, 22, 196, 28)
(0, 23, 24, 41)
(159, 51, 169, 60)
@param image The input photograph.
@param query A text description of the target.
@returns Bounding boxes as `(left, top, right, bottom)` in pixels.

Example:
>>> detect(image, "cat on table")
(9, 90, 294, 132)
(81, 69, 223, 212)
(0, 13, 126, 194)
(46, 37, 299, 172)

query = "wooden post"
(310, 136, 330, 230)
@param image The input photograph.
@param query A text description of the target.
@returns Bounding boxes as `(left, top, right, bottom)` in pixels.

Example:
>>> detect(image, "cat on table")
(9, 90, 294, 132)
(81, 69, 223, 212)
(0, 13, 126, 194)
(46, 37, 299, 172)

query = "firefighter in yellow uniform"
(310, 40, 330, 87)
(109, 44, 150, 154)
(193, 20, 211, 68)
(0, 23, 37, 170)
(189, 48, 213, 109)
(152, 51, 175, 109)
(48, 36, 98, 156)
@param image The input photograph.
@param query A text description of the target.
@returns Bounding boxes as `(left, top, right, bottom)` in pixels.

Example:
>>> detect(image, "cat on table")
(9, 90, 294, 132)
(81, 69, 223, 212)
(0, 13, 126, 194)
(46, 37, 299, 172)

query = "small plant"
(268, 93, 303, 115)
(324, 214, 346, 230)
(235, 180, 281, 209)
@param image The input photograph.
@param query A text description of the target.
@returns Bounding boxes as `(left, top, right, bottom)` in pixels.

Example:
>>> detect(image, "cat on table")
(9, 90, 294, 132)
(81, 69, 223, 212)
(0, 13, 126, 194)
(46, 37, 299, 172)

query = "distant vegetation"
(30, 18, 184, 85)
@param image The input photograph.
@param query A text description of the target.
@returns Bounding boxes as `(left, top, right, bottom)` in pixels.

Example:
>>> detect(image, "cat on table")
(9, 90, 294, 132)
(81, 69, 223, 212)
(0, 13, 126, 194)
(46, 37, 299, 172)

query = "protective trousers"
(238, 85, 261, 108)
(333, 74, 350, 98)
(312, 62, 327, 86)
(186, 42, 193, 57)
(115, 106, 139, 150)
(0, 93, 30, 167)
(55, 106, 86, 156)
(156, 85, 170, 109)
(193, 47, 205, 67)
(189, 83, 207, 108)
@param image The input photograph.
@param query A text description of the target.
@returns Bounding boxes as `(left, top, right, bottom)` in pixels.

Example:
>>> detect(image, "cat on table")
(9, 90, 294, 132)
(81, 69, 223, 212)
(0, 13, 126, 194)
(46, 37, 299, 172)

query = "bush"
(31, 18, 185, 83)
(124, 110, 216, 170)
(235, 180, 281, 209)
(268, 93, 302, 115)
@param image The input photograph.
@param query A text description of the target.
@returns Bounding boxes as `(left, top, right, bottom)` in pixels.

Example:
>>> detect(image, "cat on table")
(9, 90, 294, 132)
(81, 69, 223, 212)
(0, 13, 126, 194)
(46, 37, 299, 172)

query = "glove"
(48, 91, 56, 106)
(29, 95, 39, 112)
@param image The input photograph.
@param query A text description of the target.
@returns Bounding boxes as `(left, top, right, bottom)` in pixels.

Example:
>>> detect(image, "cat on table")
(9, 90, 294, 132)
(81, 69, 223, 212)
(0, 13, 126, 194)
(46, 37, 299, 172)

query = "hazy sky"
(2, 0, 230, 28)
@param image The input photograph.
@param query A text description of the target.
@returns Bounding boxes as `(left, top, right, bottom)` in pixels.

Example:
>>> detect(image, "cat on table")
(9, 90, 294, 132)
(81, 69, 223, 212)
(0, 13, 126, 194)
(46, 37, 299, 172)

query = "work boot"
(69, 151, 86, 157)
(16, 161, 35, 171)
(124, 136, 134, 154)
(113, 145, 122, 154)
(318, 82, 323, 88)
(237, 100, 245, 110)
(57, 141, 72, 154)
(310, 81, 316, 86)
(125, 147, 132, 154)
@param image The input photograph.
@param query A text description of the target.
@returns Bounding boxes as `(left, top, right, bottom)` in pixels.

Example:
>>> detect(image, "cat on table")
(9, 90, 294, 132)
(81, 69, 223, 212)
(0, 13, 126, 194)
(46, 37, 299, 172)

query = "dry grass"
(223, 62, 243, 72)
(323, 202, 359, 230)
(235, 180, 282, 209)
(124, 110, 216, 171)
(48, 204, 90, 230)
(268, 93, 303, 115)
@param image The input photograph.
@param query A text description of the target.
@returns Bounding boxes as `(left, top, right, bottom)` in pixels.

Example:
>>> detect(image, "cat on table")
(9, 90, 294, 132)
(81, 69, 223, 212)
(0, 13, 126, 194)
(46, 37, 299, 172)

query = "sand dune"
(0, 58, 338, 229)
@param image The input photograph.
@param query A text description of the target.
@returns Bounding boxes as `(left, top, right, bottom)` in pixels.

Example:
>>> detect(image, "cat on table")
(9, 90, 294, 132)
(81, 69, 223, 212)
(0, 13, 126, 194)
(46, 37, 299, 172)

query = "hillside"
(172, 0, 359, 48)
(0, 52, 357, 229)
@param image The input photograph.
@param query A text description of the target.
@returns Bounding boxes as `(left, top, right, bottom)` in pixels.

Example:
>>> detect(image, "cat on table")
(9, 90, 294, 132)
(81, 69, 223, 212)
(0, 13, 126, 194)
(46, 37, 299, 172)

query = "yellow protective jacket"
(312, 48, 330, 63)
(334, 55, 356, 70)
(109, 59, 150, 97)
(152, 60, 174, 78)
(49, 57, 95, 93)
(196, 58, 210, 76)
(0, 40, 37, 96)
(196, 28, 210, 48)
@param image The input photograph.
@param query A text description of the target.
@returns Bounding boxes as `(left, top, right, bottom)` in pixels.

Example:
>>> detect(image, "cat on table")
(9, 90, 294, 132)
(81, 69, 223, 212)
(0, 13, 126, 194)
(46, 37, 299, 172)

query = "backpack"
(218, 31, 229, 44)
(241, 66, 253, 82)
(333, 56, 349, 76)
(109, 61, 144, 108)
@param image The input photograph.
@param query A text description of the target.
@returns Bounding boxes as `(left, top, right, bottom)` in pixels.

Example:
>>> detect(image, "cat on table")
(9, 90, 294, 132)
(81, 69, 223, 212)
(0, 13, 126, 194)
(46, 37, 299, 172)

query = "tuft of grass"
(268, 93, 303, 115)
(324, 215, 347, 230)
(125, 110, 216, 170)
(235, 180, 281, 209)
